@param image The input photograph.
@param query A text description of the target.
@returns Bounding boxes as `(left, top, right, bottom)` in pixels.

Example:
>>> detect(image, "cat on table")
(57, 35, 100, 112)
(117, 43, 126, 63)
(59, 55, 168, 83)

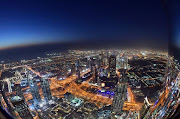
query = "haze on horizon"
(0, 0, 168, 50)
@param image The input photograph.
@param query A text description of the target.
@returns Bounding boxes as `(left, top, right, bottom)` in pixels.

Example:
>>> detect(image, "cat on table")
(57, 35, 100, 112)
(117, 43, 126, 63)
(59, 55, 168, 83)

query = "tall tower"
(92, 65, 98, 83)
(76, 60, 80, 71)
(86, 58, 90, 69)
(41, 77, 52, 102)
(22, 66, 28, 78)
(100, 52, 105, 67)
(14, 71, 23, 83)
(139, 97, 152, 119)
(90, 58, 95, 73)
(77, 69, 81, 80)
(29, 78, 41, 103)
(0, 82, 14, 115)
(97, 76, 101, 86)
(63, 65, 68, 78)
(108, 55, 116, 78)
(71, 63, 76, 76)
(14, 84, 25, 101)
(111, 70, 127, 118)
(120, 57, 128, 69)
(11, 96, 33, 119)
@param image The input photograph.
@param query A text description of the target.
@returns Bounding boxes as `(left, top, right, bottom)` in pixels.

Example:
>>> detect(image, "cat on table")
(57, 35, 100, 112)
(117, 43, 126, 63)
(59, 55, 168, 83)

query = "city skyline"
(0, 49, 179, 119)
(0, 1, 180, 119)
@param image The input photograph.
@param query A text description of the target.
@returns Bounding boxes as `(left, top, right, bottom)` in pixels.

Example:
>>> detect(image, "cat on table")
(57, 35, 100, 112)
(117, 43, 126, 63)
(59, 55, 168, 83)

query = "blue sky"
(0, 0, 168, 50)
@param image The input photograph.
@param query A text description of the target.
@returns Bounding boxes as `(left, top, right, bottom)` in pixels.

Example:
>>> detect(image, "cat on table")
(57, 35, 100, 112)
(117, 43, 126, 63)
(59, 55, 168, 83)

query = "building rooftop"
(11, 96, 23, 103)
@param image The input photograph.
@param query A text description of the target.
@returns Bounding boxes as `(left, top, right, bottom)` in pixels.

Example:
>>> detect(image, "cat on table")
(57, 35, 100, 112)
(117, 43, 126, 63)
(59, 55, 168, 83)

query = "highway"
(23, 65, 142, 111)
(2, 60, 142, 119)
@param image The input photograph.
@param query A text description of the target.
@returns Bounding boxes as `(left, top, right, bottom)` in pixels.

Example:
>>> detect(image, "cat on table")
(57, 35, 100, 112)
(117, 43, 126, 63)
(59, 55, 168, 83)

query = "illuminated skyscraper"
(41, 77, 52, 101)
(99, 52, 105, 67)
(97, 76, 101, 86)
(71, 63, 76, 76)
(92, 65, 98, 83)
(77, 69, 81, 80)
(139, 97, 152, 119)
(0, 82, 13, 115)
(90, 58, 95, 73)
(29, 79, 41, 103)
(111, 70, 127, 118)
(75, 69, 82, 84)
(86, 58, 90, 68)
(11, 96, 33, 119)
(14, 84, 25, 101)
(108, 55, 116, 78)
(76, 60, 80, 71)
(119, 57, 128, 69)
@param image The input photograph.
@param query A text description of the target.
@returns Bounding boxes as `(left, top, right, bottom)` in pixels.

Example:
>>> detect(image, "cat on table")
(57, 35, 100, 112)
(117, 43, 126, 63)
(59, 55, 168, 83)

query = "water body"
(0, 43, 67, 63)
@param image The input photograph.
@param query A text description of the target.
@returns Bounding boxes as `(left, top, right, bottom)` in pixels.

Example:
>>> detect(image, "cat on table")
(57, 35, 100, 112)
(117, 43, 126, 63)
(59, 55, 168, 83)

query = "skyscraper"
(92, 65, 98, 83)
(77, 69, 81, 80)
(41, 77, 52, 102)
(119, 57, 128, 69)
(97, 76, 101, 86)
(111, 70, 127, 118)
(75, 69, 82, 84)
(76, 60, 80, 71)
(71, 63, 76, 76)
(14, 84, 25, 101)
(29, 79, 41, 103)
(100, 52, 104, 67)
(108, 55, 116, 78)
(11, 96, 33, 119)
(86, 58, 90, 69)
(0, 82, 13, 115)
(90, 58, 95, 73)
(139, 97, 152, 119)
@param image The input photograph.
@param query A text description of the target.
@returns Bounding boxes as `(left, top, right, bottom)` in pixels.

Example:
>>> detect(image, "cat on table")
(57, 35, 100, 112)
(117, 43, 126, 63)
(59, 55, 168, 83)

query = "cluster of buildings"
(0, 68, 52, 118)
(0, 49, 179, 119)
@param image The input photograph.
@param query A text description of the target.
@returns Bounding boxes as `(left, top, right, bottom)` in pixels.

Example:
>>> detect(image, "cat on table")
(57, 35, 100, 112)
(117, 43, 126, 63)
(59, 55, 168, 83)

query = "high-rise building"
(97, 76, 101, 86)
(71, 63, 76, 76)
(92, 66, 98, 83)
(0, 82, 13, 115)
(22, 67, 28, 78)
(11, 96, 33, 119)
(76, 60, 80, 71)
(111, 70, 127, 118)
(41, 77, 52, 102)
(90, 58, 95, 73)
(108, 55, 116, 78)
(14, 71, 23, 83)
(77, 69, 81, 80)
(86, 58, 90, 68)
(29, 79, 41, 103)
(139, 97, 152, 119)
(14, 84, 25, 101)
(119, 57, 128, 69)
(75, 69, 82, 84)
(100, 52, 104, 67)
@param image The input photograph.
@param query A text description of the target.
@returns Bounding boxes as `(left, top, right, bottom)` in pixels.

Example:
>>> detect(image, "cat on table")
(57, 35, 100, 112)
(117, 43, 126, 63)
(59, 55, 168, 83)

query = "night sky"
(167, 0, 180, 61)
(0, 0, 169, 50)
(169, 0, 180, 48)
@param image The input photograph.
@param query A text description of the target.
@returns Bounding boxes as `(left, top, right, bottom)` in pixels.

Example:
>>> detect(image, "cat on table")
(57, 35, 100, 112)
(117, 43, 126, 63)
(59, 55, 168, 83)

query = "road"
(4, 64, 141, 118)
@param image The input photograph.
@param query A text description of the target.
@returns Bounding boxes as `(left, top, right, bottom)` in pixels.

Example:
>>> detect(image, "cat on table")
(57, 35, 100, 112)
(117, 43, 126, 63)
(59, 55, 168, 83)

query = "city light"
(0, 49, 179, 119)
